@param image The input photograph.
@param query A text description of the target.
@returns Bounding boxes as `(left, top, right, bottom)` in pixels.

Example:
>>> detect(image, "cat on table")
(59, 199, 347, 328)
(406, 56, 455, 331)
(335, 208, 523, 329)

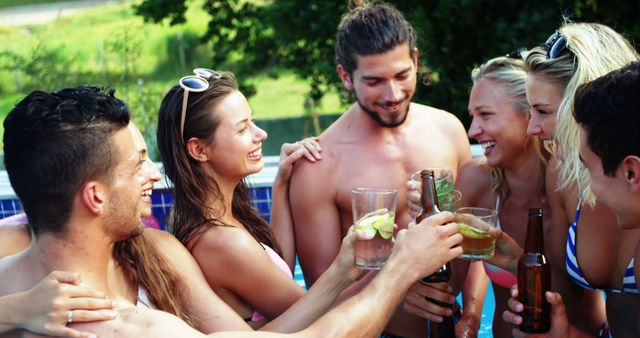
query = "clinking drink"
(517, 208, 551, 333)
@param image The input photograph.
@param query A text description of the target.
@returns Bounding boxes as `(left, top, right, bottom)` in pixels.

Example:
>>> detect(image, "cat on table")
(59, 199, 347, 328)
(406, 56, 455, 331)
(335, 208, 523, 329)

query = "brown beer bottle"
(517, 208, 551, 333)
(416, 169, 451, 283)
(415, 170, 455, 338)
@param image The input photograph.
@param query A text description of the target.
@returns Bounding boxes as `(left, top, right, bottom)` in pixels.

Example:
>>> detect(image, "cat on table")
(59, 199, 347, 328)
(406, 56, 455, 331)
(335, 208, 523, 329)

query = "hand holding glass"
(454, 207, 498, 260)
(410, 168, 461, 212)
(352, 188, 397, 270)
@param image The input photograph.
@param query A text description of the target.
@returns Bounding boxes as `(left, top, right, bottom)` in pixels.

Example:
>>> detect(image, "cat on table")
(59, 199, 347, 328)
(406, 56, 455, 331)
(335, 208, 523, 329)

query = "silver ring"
(67, 310, 73, 324)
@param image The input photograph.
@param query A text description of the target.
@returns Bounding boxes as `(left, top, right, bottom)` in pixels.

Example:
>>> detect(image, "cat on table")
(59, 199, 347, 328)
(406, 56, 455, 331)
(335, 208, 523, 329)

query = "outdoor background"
(1, 0, 638, 161)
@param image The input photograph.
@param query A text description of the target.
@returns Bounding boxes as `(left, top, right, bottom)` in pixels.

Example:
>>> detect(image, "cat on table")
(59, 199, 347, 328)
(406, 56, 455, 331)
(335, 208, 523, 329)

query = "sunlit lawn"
(0, 0, 344, 149)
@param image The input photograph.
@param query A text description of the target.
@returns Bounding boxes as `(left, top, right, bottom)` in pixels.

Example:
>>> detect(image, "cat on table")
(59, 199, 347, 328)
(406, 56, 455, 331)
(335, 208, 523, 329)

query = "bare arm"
(0, 271, 116, 338)
(271, 138, 322, 270)
(191, 227, 306, 321)
(289, 153, 342, 287)
(301, 213, 464, 337)
(458, 261, 489, 337)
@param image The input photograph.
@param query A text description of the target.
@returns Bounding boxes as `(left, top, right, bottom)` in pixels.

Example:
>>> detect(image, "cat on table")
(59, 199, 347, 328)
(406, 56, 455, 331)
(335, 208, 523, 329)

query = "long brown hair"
(157, 71, 282, 255)
(114, 234, 196, 326)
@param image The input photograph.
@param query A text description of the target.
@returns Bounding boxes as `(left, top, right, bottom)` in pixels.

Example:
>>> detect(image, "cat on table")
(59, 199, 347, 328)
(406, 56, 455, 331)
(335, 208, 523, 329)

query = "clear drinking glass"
(352, 188, 398, 269)
(454, 207, 498, 260)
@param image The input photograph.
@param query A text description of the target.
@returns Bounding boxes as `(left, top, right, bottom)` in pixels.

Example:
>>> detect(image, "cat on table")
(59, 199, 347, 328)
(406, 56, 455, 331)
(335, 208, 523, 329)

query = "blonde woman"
(503, 22, 640, 337)
(407, 55, 555, 337)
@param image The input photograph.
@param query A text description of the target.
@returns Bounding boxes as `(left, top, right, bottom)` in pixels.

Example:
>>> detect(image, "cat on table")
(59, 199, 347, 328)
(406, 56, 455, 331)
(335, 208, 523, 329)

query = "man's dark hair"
(574, 61, 640, 176)
(335, 1, 416, 75)
(3, 85, 130, 235)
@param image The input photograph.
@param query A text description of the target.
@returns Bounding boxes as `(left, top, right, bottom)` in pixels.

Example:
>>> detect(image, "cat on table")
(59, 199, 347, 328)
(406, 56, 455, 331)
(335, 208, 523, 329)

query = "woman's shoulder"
(457, 157, 493, 205)
(189, 225, 267, 273)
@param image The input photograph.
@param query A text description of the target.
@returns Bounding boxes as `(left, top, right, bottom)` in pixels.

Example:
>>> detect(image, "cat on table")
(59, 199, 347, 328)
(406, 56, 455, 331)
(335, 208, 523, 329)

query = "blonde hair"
(525, 22, 639, 204)
(471, 55, 548, 211)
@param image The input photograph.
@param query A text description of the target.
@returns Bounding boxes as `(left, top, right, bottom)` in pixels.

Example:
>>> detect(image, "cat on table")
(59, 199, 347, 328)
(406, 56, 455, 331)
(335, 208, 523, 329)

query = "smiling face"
(525, 74, 564, 141)
(467, 78, 531, 168)
(342, 43, 418, 127)
(128, 123, 161, 219)
(203, 90, 267, 182)
(104, 127, 147, 239)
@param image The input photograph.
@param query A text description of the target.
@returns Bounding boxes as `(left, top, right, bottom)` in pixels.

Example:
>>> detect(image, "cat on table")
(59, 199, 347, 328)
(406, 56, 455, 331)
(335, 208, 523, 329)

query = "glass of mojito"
(351, 188, 397, 270)
(410, 168, 461, 212)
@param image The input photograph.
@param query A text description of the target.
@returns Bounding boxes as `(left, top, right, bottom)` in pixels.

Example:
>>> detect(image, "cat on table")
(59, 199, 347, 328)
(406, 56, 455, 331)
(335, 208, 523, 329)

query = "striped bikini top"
(565, 197, 638, 294)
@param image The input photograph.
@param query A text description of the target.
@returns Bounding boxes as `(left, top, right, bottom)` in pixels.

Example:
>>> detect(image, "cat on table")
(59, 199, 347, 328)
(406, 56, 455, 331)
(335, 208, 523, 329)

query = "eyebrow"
(361, 66, 413, 81)
(470, 104, 491, 111)
(234, 113, 254, 128)
(531, 103, 552, 108)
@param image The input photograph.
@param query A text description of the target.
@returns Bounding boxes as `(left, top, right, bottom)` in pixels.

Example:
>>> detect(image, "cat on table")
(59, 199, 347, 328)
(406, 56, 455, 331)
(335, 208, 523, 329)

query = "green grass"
(0, 0, 70, 9)
(0, 0, 345, 155)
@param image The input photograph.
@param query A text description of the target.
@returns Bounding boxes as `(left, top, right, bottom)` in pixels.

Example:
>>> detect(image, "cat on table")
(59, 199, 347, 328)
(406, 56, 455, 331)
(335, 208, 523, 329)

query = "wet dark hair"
(157, 72, 282, 255)
(574, 61, 640, 177)
(335, 1, 416, 75)
(3, 86, 129, 235)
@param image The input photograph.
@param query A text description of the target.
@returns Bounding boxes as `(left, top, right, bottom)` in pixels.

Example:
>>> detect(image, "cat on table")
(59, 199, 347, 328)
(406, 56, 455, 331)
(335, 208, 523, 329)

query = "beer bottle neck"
(420, 173, 440, 216)
(524, 214, 545, 254)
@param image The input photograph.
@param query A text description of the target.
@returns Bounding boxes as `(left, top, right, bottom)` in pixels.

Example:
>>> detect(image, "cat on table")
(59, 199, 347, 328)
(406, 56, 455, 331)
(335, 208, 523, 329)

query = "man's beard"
(354, 91, 410, 128)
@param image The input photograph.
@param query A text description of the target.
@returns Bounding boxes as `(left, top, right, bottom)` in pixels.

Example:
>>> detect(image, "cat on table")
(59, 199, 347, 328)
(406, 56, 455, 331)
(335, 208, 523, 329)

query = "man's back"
(290, 102, 470, 337)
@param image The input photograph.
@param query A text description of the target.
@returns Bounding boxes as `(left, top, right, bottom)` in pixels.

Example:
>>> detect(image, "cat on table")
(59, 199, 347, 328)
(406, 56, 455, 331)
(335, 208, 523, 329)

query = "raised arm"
(300, 212, 464, 337)
(289, 151, 342, 287)
(271, 137, 322, 270)
(148, 228, 358, 334)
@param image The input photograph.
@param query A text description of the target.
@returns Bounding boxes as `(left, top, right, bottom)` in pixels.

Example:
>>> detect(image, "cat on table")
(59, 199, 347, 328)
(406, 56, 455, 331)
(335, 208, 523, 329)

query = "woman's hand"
(13, 271, 117, 338)
(276, 137, 322, 183)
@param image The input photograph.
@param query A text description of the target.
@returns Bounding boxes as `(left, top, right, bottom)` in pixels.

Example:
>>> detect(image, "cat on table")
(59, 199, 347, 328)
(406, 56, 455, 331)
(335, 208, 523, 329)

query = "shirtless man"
(0, 85, 463, 338)
(288, 2, 474, 337)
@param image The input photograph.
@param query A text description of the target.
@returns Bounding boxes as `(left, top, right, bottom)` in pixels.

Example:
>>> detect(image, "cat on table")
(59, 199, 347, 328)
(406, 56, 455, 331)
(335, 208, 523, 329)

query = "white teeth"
(141, 190, 152, 197)
(248, 149, 261, 158)
(481, 142, 496, 150)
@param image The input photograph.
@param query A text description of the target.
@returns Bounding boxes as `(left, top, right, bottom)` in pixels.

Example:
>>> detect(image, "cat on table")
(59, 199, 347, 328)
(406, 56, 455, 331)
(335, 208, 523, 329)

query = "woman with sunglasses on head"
(499, 22, 640, 337)
(156, 69, 363, 327)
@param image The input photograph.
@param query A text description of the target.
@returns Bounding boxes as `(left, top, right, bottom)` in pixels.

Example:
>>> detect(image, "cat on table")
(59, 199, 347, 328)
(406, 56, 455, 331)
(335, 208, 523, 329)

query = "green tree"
(135, 0, 639, 128)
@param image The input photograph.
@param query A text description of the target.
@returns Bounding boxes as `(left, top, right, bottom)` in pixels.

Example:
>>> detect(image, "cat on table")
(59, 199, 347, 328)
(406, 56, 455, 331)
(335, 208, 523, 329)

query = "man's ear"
(623, 155, 640, 192)
(80, 182, 106, 215)
(337, 64, 353, 92)
(412, 47, 419, 68)
(186, 138, 209, 162)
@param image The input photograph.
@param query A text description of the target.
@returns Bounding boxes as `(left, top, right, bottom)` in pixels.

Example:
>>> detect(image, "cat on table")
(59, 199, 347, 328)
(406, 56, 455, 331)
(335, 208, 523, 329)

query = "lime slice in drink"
(372, 214, 394, 232)
(459, 223, 489, 239)
(378, 229, 393, 240)
(355, 225, 377, 240)
(355, 213, 386, 240)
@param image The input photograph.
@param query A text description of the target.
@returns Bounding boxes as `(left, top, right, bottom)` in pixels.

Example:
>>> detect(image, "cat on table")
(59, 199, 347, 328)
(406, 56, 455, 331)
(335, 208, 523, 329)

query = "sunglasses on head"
(505, 47, 526, 60)
(178, 68, 222, 140)
(543, 31, 568, 59)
